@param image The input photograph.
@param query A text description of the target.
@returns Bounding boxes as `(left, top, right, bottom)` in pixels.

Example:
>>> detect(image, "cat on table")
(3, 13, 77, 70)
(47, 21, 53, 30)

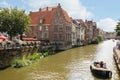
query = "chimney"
(30, 11, 32, 13)
(58, 3, 61, 8)
(39, 8, 41, 11)
(46, 7, 48, 10)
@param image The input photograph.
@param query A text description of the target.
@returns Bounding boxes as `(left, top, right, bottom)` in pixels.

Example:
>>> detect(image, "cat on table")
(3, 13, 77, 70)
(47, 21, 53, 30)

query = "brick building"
(85, 20, 97, 44)
(28, 4, 72, 50)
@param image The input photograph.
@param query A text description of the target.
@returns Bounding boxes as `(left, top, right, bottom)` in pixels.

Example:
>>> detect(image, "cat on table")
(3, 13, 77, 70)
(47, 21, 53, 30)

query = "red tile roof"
(62, 10, 71, 22)
(29, 5, 71, 25)
(73, 19, 88, 27)
(29, 7, 56, 24)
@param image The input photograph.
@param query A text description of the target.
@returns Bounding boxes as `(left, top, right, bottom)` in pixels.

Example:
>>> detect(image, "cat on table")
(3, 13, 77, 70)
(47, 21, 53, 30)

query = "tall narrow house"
(85, 20, 97, 44)
(28, 4, 72, 50)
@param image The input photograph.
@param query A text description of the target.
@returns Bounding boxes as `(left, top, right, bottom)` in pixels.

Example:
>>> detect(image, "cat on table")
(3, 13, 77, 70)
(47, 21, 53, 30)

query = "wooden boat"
(90, 62, 112, 78)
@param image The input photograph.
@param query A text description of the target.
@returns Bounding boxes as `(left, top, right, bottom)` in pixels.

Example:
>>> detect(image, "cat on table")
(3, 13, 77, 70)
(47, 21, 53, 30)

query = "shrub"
(27, 53, 42, 61)
(91, 38, 99, 44)
(11, 53, 43, 68)
(11, 52, 48, 68)
(11, 59, 31, 68)
(97, 36, 102, 42)
(91, 36, 102, 44)
(42, 51, 48, 57)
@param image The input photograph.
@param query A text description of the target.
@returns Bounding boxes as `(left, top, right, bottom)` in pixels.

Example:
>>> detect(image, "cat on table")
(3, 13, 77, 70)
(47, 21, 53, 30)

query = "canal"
(0, 40, 119, 80)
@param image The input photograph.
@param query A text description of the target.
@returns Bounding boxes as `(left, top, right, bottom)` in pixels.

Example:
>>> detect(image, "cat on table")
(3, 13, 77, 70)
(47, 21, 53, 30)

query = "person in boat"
(96, 63, 100, 68)
(94, 62, 100, 68)
(94, 61, 106, 68)
(100, 61, 105, 68)
(103, 63, 106, 69)
(99, 61, 107, 68)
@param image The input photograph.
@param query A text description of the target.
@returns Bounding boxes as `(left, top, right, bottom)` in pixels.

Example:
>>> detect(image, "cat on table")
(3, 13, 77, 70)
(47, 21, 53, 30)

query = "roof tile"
(29, 6, 71, 25)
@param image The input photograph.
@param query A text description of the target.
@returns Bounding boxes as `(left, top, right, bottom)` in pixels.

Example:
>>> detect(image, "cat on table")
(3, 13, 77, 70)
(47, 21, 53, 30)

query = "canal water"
(0, 40, 119, 80)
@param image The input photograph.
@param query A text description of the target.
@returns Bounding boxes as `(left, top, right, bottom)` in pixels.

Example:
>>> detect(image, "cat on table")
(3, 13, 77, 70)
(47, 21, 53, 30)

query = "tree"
(115, 21, 120, 36)
(0, 8, 12, 33)
(0, 7, 31, 40)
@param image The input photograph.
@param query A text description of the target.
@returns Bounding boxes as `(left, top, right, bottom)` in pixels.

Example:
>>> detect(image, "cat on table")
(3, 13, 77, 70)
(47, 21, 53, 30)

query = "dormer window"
(40, 18, 43, 23)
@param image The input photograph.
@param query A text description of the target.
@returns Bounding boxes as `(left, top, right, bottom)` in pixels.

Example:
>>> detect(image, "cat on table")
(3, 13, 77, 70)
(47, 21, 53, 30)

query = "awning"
(0, 36, 7, 41)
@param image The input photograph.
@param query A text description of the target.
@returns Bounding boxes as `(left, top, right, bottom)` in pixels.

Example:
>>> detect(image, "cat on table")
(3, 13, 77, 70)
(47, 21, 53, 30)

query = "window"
(44, 32, 49, 39)
(66, 26, 71, 31)
(59, 34, 64, 40)
(54, 34, 57, 40)
(58, 26, 63, 31)
(45, 26, 49, 31)
(40, 19, 43, 23)
(39, 26, 42, 31)
(40, 32, 43, 38)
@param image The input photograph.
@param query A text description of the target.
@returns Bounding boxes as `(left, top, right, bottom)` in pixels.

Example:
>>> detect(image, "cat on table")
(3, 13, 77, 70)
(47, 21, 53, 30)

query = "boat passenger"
(103, 63, 106, 69)
(100, 61, 104, 68)
(94, 62, 99, 66)
(96, 64, 100, 68)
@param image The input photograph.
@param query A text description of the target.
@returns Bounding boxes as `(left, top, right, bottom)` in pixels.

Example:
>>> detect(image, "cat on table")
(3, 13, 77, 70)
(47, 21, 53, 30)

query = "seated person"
(103, 63, 106, 68)
(100, 61, 104, 68)
(94, 62, 99, 66)
(94, 62, 100, 68)
(96, 64, 100, 68)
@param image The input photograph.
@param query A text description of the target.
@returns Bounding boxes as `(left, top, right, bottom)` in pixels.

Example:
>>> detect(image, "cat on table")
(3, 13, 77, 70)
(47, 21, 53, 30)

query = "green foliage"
(11, 52, 47, 68)
(115, 21, 120, 36)
(42, 51, 49, 57)
(92, 37, 99, 44)
(11, 59, 31, 68)
(27, 53, 42, 61)
(0, 8, 11, 32)
(0, 7, 31, 40)
(92, 36, 102, 44)
(97, 35, 102, 42)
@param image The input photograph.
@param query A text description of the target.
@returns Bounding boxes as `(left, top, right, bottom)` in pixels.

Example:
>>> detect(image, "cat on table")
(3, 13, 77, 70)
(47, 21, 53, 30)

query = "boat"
(90, 62, 112, 78)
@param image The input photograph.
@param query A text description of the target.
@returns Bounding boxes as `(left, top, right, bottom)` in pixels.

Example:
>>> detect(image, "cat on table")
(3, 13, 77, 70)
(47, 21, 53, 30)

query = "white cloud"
(22, 0, 93, 20)
(22, 0, 52, 8)
(97, 18, 117, 32)
(0, 1, 10, 8)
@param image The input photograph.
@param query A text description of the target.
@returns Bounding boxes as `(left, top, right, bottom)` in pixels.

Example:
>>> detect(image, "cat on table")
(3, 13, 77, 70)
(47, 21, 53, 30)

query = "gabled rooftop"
(29, 3, 71, 25)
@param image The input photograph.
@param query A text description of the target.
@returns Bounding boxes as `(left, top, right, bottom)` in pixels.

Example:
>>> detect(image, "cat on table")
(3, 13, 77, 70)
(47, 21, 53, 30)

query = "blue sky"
(0, 0, 119, 32)
(81, 0, 120, 21)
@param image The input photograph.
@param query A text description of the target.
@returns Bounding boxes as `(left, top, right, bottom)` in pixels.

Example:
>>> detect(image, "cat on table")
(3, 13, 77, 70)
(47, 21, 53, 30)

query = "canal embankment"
(113, 46, 120, 72)
(0, 41, 58, 69)
(0, 42, 40, 69)
(0, 36, 103, 69)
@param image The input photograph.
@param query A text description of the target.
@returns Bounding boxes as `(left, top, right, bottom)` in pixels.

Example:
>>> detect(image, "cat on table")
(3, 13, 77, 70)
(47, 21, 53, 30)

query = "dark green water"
(0, 40, 119, 80)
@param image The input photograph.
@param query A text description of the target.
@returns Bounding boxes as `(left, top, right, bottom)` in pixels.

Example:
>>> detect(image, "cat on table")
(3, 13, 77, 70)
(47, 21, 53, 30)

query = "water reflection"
(0, 40, 119, 80)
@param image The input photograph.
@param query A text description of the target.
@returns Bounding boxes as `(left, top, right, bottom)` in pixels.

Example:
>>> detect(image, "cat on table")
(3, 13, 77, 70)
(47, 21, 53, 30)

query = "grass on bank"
(11, 51, 48, 68)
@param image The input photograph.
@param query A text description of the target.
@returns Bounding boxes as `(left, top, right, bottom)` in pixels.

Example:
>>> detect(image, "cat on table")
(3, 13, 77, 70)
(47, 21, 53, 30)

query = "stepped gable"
(29, 4, 71, 25)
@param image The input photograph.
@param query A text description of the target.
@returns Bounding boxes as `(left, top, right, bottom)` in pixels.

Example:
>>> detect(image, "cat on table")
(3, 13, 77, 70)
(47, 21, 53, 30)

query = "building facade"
(28, 4, 72, 50)
(85, 20, 97, 44)
(72, 19, 87, 46)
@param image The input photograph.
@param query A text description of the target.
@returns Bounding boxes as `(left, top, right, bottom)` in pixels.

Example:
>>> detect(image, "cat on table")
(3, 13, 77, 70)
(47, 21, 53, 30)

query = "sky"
(0, 0, 119, 32)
